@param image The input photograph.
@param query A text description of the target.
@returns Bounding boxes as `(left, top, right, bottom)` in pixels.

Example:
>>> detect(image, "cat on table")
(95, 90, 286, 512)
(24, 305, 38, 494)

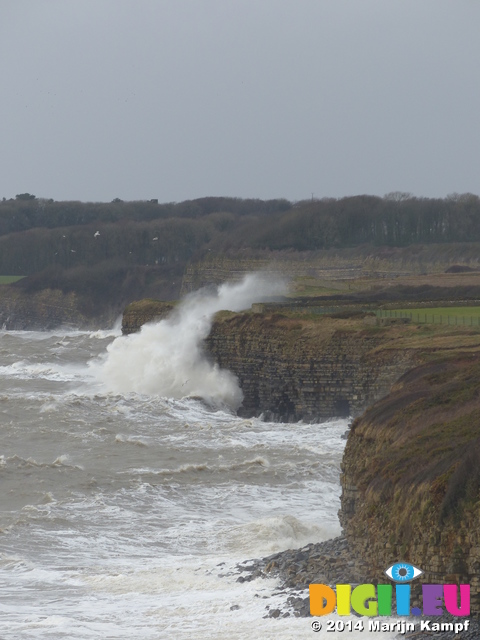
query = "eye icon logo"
(385, 562, 423, 583)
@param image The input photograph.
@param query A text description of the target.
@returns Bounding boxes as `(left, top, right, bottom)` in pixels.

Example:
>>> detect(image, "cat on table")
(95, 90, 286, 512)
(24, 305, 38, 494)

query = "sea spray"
(0, 329, 353, 639)
(91, 274, 287, 408)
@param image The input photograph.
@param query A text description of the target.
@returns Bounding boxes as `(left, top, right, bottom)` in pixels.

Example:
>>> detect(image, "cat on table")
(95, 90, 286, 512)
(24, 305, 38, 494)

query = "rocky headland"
(123, 296, 480, 627)
(0, 286, 91, 330)
(340, 352, 480, 611)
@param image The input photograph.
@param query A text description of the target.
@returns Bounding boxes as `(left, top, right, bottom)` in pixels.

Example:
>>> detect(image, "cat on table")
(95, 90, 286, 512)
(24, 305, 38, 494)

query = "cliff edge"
(340, 353, 480, 610)
(122, 297, 480, 609)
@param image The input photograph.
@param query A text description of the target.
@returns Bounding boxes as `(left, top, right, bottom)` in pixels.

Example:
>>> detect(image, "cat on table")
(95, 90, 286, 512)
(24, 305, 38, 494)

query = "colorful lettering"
(309, 584, 336, 616)
(422, 585, 444, 616)
(351, 584, 377, 617)
(336, 584, 351, 615)
(377, 584, 392, 616)
(309, 581, 471, 618)
(395, 584, 410, 616)
(444, 584, 470, 617)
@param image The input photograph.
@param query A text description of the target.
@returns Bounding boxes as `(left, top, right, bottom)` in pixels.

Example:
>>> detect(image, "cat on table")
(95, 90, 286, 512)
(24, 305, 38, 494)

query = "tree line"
(235, 193, 480, 251)
(2, 193, 480, 260)
(1, 192, 480, 307)
(0, 195, 290, 236)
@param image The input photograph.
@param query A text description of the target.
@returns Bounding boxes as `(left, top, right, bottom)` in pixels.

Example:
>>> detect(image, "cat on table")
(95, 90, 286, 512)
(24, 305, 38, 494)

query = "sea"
(0, 277, 398, 639)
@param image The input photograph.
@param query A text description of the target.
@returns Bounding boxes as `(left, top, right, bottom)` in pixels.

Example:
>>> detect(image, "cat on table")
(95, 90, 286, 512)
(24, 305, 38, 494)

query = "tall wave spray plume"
(93, 274, 288, 409)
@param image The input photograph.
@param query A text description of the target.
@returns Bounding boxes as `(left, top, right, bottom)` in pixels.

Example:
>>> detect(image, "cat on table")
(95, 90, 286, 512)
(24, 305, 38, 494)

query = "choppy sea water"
(0, 327, 397, 639)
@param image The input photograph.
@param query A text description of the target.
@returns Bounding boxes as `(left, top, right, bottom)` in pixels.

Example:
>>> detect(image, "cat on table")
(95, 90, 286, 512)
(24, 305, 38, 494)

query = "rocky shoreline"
(233, 536, 479, 639)
(235, 535, 367, 618)
(117, 297, 480, 635)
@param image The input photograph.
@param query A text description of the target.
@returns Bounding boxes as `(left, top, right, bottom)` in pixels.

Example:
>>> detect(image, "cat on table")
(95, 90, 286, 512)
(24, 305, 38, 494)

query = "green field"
(0, 275, 25, 284)
(377, 306, 480, 326)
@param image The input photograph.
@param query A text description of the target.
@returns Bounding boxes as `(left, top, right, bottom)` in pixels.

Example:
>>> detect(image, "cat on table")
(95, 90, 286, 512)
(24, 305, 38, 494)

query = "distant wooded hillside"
(1, 193, 480, 275)
(1, 192, 479, 315)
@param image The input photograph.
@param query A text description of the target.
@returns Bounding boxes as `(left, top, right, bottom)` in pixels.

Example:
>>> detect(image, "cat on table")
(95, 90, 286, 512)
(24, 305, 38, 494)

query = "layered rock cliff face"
(205, 312, 418, 421)
(340, 354, 480, 611)
(122, 298, 480, 603)
(0, 287, 90, 330)
(0, 285, 140, 329)
(121, 300, 422, 421)
(121, 299, 175, 335)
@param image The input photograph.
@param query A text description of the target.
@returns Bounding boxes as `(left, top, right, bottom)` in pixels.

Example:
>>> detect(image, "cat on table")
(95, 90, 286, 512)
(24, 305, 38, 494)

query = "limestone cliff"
(121, 299, 175, 335)
(340, 354, 480, 611)
(0, 286, 91, 330)
(120, 300, 431, 421)
(205, 312, 418, 421)
(122, 297, 480, 605)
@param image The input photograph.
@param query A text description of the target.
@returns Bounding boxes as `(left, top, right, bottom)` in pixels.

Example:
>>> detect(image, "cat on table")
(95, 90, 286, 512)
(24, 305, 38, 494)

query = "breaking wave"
(91, 274, 287, 409)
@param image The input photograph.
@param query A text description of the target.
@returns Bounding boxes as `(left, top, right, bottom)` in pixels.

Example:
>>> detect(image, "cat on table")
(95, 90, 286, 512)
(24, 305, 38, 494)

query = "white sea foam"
(0, 320, 378, 640)
(88, 325, 123, 340)
(115, 434, 149, 447)
(127, 456, 271, 477)
(91, 274, 287, 408)
(3, 454, 84, 470)
(0, 360, 84, 382)
(224, 514, 336, 554)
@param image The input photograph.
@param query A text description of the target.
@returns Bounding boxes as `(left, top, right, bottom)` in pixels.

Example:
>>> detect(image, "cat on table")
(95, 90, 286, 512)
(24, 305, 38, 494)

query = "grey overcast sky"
(1, 0, 479, 203)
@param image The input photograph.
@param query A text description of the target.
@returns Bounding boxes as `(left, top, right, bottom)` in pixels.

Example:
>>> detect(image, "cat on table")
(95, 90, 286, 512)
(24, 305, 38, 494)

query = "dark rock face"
(121, 299, 175, 335)
(207, 313, 480, 615)
(122, 297, 480, 616)
(340, 354, 480, 613)
(120, 300, 419, 421)
(205, 313, 417, 422)
(0, 287, 90, 330)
